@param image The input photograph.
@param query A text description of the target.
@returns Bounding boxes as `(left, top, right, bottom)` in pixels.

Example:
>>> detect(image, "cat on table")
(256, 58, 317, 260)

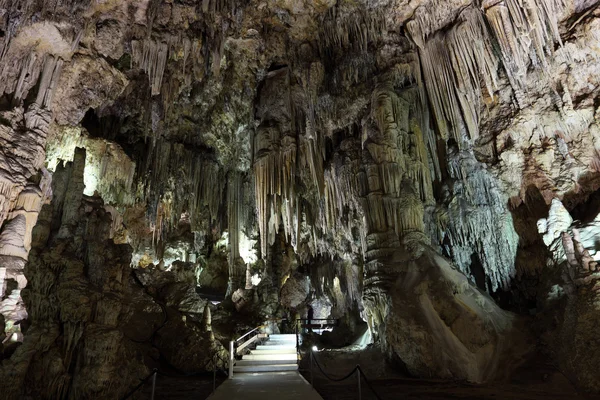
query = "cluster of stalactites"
(0, 28, 81, 109)
(485, 0, 564, 95)
(438, 148, 519, 292)
(227, 170, 243, 268)
(317, 6, 386, 58)
(317, 130, 368, 259)
(412, 7, 499, 144)
(299, 63, 326, 197)
(200, 0, 238, 15)
(131, 34, 211, 99)
(311, 87, 434, 260)
(143, 139, 224, 244)
(328, 87, 429, 244)
(131, 39, 170, 96)
(410, 0, 564, 145)
(253, 136, 298, 258)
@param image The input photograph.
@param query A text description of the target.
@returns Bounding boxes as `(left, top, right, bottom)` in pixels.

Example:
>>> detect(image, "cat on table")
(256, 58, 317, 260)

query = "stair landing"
(207, 371, 323, 400)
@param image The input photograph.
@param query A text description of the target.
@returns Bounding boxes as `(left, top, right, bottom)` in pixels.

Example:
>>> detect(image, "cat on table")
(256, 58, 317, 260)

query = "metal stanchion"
(310, 347, 314, 388)
(357, 367, 361, 400)
(213, 354, 217, 393)
(150, 369, 157, 400)
(229, 341, 234, 379)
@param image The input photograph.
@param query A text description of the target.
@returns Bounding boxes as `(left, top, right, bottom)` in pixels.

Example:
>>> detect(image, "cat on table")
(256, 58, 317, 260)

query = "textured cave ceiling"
(1, 0, 600, 398)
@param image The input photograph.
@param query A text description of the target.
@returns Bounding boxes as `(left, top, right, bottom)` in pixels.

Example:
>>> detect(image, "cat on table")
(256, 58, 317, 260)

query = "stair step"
(236, 358, 297, 366)
(242, 353, 297, 361)
(263, 342, 296, 347)
(268, 334, 296, 340)
(233, 364, 298, 373)
(251, 349, 297, 355)
(256, 345, 296, 350)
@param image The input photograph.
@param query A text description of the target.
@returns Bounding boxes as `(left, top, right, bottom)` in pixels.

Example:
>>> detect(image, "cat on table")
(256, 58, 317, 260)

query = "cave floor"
(308, 376, 600, 400)
(207, 371, 323, 400)
(131, 370, 600, 400)
(299, 347, 600, 400)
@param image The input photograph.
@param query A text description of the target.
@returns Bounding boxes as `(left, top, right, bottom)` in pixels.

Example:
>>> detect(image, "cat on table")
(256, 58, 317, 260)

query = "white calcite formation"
(0, 0, 599, 397)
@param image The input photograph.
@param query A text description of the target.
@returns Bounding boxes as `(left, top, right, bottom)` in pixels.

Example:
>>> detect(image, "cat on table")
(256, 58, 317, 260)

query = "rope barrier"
(120, 350, 228, 399)
(356, 366, 384, 400)
(120, 369, 158, 400)
(311, 352, 384, 400)
(312, 353, 359, 382)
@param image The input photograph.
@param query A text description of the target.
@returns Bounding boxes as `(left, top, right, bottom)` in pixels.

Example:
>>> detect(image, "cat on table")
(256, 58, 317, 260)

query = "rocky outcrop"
(0, 148, 226, 399)
(537, 199, 600, 392)
(379, 241, 529, 381)
(0, 149, 155, 399)
(0, 0, 599, 394)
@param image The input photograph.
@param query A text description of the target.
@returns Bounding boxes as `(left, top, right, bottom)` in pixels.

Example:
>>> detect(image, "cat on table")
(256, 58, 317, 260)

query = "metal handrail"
(235, 318, 288, 342)
(235, 326, 262, 343)
(297, 318, 340, 325)
(229, 318, 288, 379)
(294, 318, 340, 368)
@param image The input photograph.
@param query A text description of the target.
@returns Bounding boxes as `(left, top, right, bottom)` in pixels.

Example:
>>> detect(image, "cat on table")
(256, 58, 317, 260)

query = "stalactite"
(227, 171, 242, 266)
(143, 139, 225, 241)
(35, 55, 64, 108)
(131, 39, 169, 96)
(442, 147, 519, 292)
(317, 6, 386, 59)
(253, 136, 297, 257)
(14, 53, 43, 101)
(412, 7, 499, 144)
(301, 64, 326, 196)
(484, 0, 564, 104)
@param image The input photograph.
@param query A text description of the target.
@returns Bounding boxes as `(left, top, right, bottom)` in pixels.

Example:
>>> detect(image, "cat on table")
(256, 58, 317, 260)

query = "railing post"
(229, 340, 234, 379)
(310, 347, 314, 388)
(150, 369, 157, 400)
(357, 366, 361, 400)
(213, 353, 217, 393)
(295, 319, 299, 358)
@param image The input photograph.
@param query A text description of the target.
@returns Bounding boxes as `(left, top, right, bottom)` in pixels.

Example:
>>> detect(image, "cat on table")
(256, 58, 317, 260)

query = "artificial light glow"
(239, 231, 258, 264)
(333, 276, 340, 289)
(312, 346, 318, 352)
(250, 273, 262, 286)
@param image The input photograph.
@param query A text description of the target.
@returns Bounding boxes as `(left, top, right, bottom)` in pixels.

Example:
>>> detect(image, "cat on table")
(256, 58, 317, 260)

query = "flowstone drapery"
(0, 0, 599, 396)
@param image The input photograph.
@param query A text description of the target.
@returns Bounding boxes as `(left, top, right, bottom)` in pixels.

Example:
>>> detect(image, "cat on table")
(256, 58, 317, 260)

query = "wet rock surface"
(0, 0, 599, 397)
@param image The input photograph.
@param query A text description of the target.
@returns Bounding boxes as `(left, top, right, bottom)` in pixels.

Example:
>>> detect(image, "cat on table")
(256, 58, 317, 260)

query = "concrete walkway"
(207, 372, 324, 400)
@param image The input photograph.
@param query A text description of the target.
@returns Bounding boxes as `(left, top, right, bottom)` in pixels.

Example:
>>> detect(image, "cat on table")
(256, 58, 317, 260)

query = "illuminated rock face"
(0, 0, 599, 397)
(0, 149, 226, 399)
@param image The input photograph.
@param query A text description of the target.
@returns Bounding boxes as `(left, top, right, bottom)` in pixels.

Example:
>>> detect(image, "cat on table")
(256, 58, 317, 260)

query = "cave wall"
(0, 0, 598, 396)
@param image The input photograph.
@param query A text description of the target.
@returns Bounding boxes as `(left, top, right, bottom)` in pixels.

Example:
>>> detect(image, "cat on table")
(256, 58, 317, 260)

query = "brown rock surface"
(0, 0, 599, 395)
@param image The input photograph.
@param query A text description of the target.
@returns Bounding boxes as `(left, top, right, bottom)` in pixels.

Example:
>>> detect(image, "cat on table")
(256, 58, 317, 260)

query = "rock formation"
(0, 0, 598, 397)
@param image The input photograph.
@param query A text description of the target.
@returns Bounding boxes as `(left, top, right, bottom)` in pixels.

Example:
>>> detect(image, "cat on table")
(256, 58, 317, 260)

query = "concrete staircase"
(233, 334, 298, 373)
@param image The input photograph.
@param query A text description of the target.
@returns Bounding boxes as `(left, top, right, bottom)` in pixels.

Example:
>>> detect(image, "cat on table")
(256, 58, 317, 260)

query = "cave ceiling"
(1, 0, 600, 397)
